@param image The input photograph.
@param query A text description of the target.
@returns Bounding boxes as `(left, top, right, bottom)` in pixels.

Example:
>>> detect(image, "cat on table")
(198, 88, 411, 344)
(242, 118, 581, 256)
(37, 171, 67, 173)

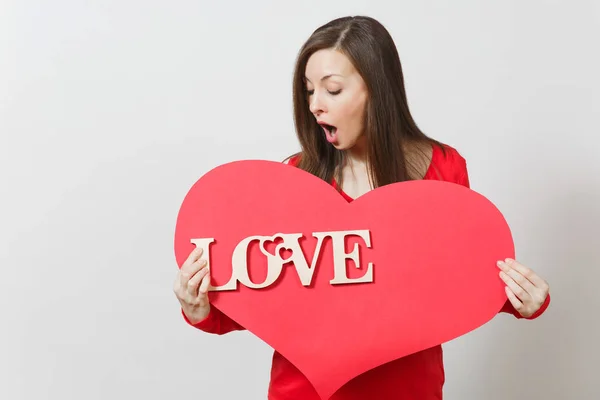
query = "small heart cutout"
(260, 236, 294, 263)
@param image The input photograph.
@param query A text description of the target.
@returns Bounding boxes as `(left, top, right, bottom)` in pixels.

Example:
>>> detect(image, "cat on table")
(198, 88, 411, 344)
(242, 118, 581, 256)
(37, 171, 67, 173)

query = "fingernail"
(497, 261, 503, 267)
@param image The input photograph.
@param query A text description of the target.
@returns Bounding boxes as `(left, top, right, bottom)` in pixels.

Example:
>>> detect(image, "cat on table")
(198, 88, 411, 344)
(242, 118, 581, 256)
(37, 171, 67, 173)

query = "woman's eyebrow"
(304, 74, 344, 83)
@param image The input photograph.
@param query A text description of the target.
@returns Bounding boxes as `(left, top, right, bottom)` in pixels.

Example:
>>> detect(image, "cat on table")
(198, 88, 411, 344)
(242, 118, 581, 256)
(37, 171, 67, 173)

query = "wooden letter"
(312, 230, 374, 285)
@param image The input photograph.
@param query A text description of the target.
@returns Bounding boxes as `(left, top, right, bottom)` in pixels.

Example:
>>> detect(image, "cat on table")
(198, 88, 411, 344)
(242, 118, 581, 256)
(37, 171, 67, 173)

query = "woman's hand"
(497, 258, 549, 318)
(173, 247, 212, 324)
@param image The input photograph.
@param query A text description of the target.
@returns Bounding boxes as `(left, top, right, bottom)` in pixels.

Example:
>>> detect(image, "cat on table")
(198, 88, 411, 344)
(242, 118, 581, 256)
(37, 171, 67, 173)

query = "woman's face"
(304, 49, 368, 151)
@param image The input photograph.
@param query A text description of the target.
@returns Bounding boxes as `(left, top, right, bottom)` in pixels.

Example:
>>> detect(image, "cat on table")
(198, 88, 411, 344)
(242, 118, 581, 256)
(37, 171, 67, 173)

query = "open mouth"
(319, 123, 338, 143)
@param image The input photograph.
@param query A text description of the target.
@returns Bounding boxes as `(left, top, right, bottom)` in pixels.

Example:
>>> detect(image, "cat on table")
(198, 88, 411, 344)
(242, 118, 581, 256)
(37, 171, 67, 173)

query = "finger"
(497, 261, 536, 295)
(180, 258, 207, 288)
(505, 258, 549, 290)
(198, 272, 211, 295)
(499, 270, 531, 302)
(186, 264, 209, 296)
(504, 286, 524, 313)
(182, 247, 204, 271)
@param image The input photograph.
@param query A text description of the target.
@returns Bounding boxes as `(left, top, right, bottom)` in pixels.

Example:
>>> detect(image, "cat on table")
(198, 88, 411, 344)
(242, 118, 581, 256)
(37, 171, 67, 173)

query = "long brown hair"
(289, 16, 445, 188)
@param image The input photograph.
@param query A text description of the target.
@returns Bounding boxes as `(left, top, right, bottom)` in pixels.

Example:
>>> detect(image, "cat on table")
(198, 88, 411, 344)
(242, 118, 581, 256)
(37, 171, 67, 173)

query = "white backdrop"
(2, 1, 599, 399)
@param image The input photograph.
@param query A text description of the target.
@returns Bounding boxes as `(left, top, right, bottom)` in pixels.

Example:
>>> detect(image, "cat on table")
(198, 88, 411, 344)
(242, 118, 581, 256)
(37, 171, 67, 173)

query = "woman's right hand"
(173, 246, 211, 324)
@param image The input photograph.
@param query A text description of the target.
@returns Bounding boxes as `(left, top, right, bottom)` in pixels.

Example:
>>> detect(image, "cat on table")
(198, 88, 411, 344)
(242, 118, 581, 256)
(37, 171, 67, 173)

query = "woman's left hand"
(497, 258, 550, 318)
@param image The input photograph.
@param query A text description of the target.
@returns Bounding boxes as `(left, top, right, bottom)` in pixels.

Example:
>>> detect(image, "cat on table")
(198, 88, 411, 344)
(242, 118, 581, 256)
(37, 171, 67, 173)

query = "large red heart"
(174, 160, 512, 400)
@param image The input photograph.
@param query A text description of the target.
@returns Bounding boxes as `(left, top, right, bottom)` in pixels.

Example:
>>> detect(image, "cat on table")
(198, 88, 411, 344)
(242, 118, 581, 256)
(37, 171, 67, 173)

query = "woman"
(173, 16, 550, 400)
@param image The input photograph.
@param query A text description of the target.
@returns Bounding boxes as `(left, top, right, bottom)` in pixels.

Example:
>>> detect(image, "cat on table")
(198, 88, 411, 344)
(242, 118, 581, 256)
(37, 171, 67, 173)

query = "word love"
(191, 229, 374, 291)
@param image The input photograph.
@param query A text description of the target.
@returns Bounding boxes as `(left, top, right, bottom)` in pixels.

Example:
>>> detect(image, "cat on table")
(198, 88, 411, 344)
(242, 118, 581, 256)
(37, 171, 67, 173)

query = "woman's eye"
(305, 89, 341, 96)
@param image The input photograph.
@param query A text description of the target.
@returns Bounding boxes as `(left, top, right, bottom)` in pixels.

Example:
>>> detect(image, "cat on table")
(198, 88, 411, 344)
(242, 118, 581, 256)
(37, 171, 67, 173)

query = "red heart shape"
(174, 160, 512, 400)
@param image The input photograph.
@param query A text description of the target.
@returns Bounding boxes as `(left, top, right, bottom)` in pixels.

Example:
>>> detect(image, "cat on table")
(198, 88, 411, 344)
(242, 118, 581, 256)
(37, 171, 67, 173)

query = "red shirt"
(182, 144, 550, 400)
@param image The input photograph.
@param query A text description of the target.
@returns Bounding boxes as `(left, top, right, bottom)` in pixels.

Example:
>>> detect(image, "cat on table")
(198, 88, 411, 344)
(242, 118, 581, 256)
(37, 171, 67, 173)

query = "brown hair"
(289, 16, 445, 188)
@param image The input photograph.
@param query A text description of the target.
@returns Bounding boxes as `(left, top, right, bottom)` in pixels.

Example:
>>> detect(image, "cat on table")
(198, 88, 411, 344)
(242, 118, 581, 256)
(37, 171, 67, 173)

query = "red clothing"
(183, 144, 550, 399)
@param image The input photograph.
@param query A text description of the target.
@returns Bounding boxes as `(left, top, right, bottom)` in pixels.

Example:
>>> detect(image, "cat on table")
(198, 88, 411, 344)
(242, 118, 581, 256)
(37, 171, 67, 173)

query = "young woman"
(173, 16, 550, 400)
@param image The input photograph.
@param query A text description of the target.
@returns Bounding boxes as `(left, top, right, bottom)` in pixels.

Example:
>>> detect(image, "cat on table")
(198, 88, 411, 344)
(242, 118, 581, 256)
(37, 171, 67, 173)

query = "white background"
(2, 1, 599, 399)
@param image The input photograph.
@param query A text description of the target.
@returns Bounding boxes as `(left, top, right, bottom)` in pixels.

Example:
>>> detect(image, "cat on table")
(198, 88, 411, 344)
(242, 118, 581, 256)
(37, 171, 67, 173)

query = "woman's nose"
(309, 92, 326, 115)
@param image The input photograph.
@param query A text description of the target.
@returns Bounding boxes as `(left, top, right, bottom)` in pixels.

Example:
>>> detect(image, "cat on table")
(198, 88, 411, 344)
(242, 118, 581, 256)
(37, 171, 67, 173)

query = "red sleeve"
(455, 156, 470, 188)
(181, 306, 245, 335)
(499, 294, 551, 320)
(429, 144, 470, 188)
(442, 146, 551, 320)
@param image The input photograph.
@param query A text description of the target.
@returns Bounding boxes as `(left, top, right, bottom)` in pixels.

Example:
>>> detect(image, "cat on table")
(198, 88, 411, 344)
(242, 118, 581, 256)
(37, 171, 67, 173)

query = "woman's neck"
(345, 135, 368, 167)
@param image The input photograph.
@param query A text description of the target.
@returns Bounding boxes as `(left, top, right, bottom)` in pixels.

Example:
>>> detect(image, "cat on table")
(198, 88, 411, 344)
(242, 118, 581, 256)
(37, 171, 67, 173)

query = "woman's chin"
(332, 139, 358, 151)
